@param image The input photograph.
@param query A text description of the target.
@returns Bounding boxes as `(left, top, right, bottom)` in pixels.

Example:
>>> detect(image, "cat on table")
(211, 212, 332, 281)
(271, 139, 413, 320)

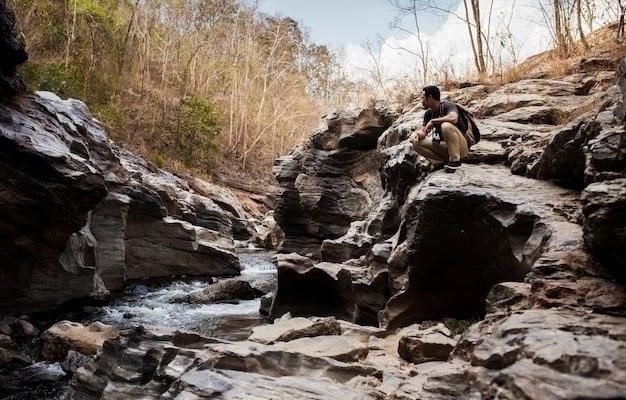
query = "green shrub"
(20, 62, 86, 100)
(154, 153, 165, 168)
(92, 103, 128, 139)
(175, 95, 220, 170)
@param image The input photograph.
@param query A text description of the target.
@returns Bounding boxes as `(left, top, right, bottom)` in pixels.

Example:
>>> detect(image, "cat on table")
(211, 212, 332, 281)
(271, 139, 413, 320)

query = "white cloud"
(342, 0, 615, 86)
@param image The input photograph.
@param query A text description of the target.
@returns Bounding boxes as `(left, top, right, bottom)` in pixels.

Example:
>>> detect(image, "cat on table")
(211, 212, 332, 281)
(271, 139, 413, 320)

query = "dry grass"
(491, 24, 626, 87)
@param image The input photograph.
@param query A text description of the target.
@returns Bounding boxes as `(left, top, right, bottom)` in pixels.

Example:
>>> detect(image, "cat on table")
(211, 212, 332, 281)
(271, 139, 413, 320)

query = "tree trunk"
(553, 0, 569, 56)
(471, 0, 486, 74)
(118, 0, 140, 73)
(618, 0, 625, 43)
(65, 0, 78, 68)
(463, 0, 482, 73)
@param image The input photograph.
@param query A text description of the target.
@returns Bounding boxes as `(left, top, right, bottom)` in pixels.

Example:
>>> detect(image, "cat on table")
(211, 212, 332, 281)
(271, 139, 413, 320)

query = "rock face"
(0, 93, 110, 312)
(582, 179, 626, 280)
(0, 90, 249, 313)
(0, 1, 272, 313)
(0, 0, 27, 97)
(273, 106, 397, 258)
(581, 59, 626, 280)
(381, 165, 574, 328)
(271, 57, 626, 327)
(259, 56, 626, 398)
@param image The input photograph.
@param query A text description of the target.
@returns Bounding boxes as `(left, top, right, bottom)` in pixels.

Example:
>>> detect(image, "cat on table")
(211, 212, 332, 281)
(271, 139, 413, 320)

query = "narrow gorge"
(1, 1, 625, 399)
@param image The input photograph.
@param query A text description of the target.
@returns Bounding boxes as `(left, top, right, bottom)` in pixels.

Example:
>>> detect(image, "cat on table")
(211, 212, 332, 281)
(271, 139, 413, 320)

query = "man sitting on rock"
(409, 85, 473, 173)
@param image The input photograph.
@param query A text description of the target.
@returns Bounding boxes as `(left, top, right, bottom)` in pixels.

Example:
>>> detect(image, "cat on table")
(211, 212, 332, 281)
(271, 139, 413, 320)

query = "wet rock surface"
(174, 279, 262, 304)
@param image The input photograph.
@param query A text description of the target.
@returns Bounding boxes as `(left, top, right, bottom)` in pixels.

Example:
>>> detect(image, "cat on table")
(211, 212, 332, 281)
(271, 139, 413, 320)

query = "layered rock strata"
(0, 1, 268, 313)
(260, 56, 626, 397)
(272, 56, 626, 327)
(0, 89, 252, 313)
(69, 307, 626, 399)
(273, 106, 398, 258)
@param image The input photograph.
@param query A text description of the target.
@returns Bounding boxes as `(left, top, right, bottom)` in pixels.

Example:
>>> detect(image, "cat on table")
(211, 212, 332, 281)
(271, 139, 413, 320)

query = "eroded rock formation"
(273, 105, 398, 258)
(271, 56, 626, 329)
(0, 1, 274, 313)
(254, 55, 626, 398)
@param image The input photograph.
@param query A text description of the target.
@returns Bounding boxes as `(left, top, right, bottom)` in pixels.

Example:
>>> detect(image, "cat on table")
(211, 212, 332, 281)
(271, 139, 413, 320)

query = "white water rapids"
(88, 250, 276, 340)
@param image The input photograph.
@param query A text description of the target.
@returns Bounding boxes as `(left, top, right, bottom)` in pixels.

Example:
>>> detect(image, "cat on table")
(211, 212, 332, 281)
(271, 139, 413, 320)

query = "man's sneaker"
(444, 160, 461, 173)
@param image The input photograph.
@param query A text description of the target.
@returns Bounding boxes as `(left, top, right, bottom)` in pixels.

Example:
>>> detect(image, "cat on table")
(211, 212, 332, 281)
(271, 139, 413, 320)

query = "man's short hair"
(422, 85, 441, 101)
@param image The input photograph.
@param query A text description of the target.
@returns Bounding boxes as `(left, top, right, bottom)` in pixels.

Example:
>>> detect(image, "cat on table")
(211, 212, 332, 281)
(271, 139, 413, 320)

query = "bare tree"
(389, 0, 492, 76)
(538, 0, 576, 57)
(618, 0, 625, 42)
(360, 38, 390, 98)
(576, 0, 590, 50)
(388, 0, 431, 84)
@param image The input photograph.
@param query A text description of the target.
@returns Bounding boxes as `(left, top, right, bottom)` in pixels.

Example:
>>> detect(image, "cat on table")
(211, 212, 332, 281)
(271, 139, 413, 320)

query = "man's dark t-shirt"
(422, 100, 467, 142)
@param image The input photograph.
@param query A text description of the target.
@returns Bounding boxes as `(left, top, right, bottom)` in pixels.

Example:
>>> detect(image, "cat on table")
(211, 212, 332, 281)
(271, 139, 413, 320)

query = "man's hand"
(409, 128, 427, 144)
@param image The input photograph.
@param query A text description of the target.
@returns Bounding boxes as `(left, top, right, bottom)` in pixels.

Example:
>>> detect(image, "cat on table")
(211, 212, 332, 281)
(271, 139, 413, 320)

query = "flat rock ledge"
(68, 307, 626, 399)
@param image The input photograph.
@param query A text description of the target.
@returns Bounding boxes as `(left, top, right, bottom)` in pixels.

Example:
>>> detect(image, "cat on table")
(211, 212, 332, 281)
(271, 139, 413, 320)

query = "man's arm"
(430, 102, 459, 126)
(429, 111, 458, 125)
(409, 110, 432, 142)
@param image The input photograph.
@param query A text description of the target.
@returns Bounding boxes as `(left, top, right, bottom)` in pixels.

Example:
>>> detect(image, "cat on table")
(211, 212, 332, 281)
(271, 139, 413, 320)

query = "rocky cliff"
(270, 56, 626, 324)
(0, 2, 273, 314)
(261, 56, 626, 396)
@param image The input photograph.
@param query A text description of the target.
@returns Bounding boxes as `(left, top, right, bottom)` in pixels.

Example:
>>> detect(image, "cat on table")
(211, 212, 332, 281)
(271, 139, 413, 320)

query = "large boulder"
(397, 323, 457, 364)
(380, 165, 575, 328)
(582, 179, 626, 280)
(0, 93, 110, 313)
(124, 217, 240, 280)
(269, 254, 389, 325)
(175, 279, 261, 304)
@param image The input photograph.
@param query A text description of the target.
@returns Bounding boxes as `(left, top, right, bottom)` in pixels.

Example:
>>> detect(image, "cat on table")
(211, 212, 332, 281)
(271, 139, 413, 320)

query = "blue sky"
(256, 0, 450, 49)
(255, 1, 613, 85)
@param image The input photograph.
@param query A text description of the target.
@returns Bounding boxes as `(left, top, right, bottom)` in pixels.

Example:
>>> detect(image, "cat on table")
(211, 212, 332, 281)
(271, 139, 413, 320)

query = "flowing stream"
(0, 250, 276, 400)
(86, 249, 276, 340)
